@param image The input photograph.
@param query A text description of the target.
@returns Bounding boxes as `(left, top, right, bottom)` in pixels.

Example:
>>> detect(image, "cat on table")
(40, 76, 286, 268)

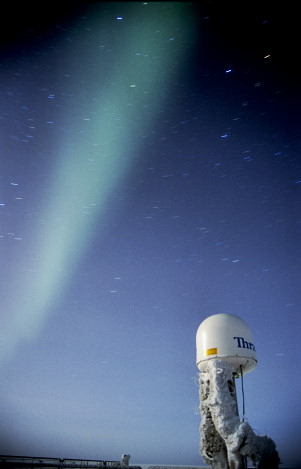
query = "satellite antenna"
(196, 313, 280, 469)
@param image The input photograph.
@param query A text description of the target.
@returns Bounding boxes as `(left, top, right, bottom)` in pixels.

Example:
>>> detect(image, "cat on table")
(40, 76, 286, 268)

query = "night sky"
(0, 2, 300, 468)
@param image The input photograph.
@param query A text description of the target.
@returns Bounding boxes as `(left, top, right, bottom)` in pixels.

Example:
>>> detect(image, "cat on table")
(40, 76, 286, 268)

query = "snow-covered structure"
(196, 314, 280, 469)
(121, 455, 131, 466)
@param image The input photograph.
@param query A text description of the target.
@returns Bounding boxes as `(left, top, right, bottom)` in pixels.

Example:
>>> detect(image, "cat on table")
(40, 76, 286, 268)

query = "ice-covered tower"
(196, 313, 280, 469)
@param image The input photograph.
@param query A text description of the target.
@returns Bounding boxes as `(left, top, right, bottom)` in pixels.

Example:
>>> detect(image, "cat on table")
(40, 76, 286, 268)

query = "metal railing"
(0, 455, 142, 469)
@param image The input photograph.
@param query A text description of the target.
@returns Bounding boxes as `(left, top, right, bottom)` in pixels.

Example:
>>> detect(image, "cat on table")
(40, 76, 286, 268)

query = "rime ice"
(198, 360, 280, 469)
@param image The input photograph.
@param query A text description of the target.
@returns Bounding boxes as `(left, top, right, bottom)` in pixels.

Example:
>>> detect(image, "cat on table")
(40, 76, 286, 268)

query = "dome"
(196, 313, 257, 375)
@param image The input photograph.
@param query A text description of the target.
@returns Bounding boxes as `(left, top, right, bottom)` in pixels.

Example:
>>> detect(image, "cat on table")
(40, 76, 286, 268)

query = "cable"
(240, 365, 245, 422)
(240, 365, 248, 468)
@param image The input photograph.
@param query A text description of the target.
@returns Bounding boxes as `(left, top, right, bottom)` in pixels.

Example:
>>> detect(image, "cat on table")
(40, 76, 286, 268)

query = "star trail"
(0, 2, 300, 467)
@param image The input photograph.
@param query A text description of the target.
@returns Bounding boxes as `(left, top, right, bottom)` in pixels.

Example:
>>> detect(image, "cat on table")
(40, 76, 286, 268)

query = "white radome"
(196, 313, 257, 375)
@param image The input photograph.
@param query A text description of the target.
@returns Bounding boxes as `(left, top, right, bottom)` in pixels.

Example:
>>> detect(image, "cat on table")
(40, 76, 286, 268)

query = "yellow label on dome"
(206, 347, 217, 356)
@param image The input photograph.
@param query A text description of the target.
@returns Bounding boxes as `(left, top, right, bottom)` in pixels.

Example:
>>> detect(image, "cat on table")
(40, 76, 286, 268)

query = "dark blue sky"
(0, 2, 300, 467)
